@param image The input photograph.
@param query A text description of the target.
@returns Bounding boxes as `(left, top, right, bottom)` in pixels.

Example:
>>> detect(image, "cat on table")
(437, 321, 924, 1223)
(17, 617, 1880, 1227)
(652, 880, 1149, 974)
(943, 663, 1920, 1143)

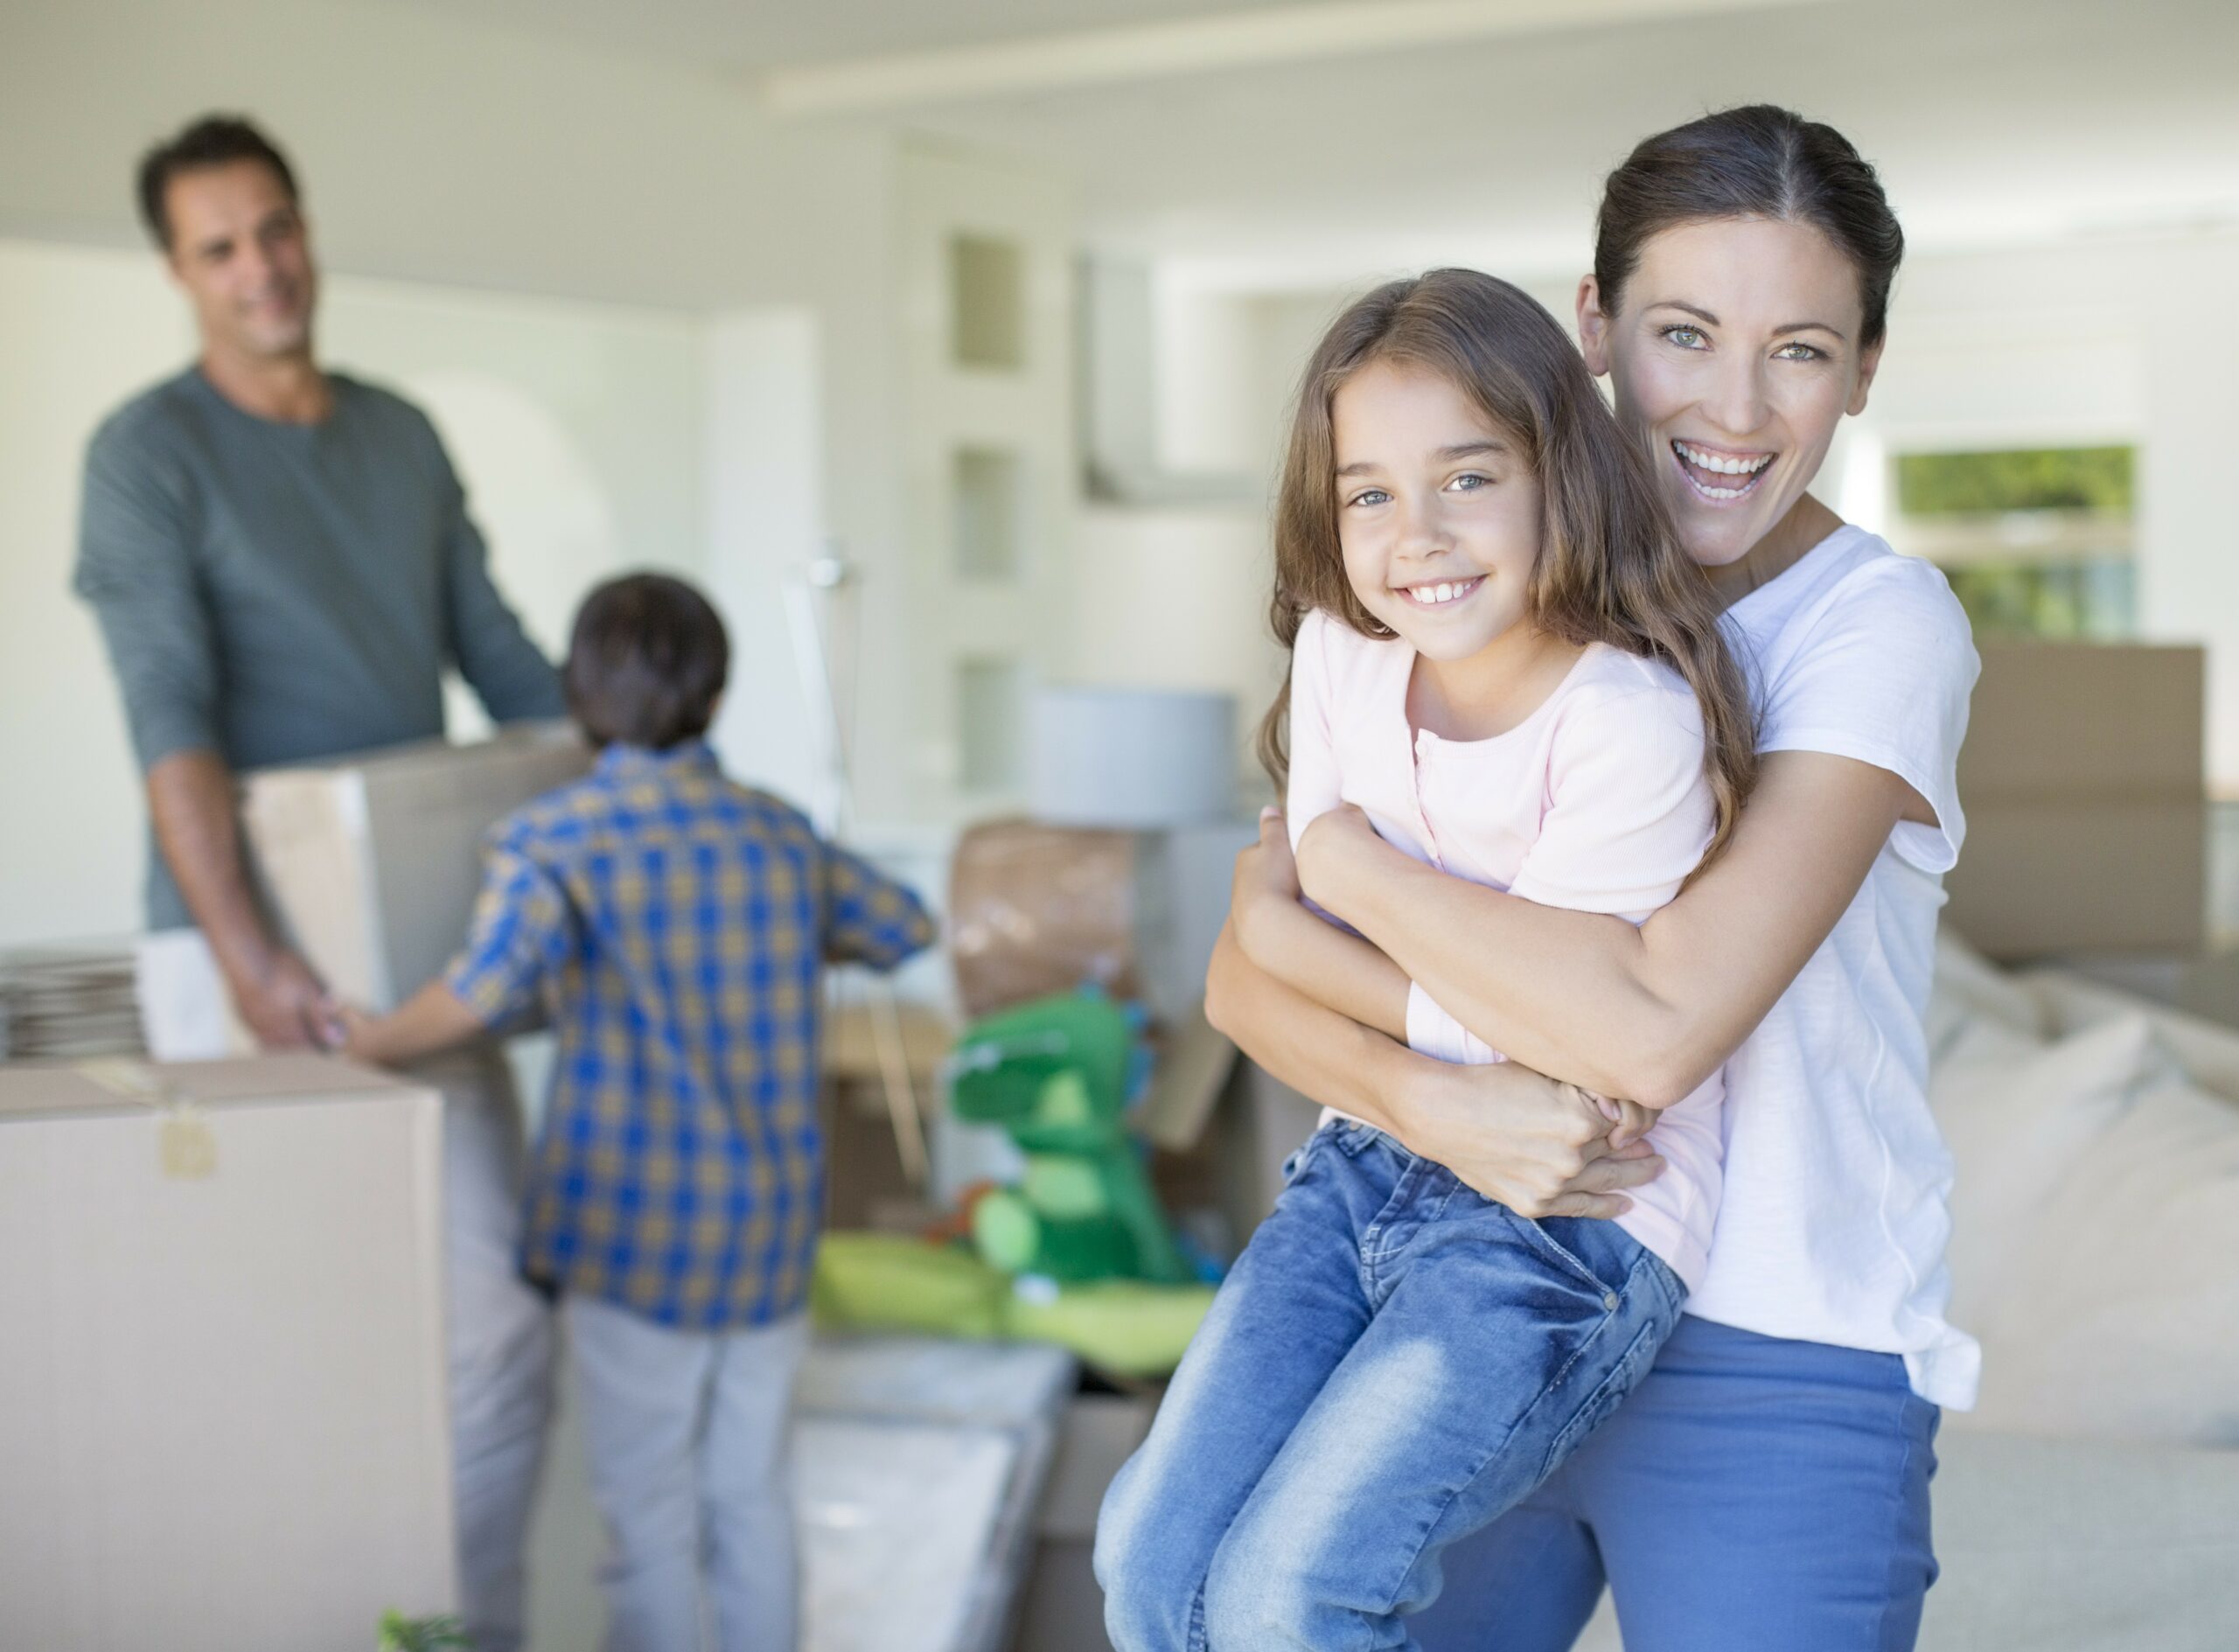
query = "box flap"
(240, 720, 583, 785)
(0, 1053, 417, 1121)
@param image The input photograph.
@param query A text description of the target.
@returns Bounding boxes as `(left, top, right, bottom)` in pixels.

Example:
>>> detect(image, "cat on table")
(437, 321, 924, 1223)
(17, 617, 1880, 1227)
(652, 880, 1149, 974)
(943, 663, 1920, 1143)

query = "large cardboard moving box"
(241, 723, 591, 1010)
(0, 1055, 453, 1650)
(1945, 642, 2206, 960)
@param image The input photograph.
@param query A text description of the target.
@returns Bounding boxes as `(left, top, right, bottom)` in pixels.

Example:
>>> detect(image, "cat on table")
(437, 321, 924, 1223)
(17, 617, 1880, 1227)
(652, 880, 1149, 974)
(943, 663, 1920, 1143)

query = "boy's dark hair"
(565, 573, 730, 750)
(137, 115, 301, 250)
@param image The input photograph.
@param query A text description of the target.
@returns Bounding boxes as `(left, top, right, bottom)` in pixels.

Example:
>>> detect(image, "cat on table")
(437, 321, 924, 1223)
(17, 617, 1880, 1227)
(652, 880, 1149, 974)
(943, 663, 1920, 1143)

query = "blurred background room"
(2, 2, 2236, 1649)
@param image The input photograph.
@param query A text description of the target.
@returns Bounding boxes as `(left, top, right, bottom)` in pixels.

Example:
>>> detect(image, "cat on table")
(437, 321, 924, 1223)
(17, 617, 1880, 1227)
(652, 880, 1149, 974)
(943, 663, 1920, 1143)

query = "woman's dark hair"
(1595, 104, 1903, 347)
(136, 115, 301, 250)
(1259, 268, 1757, 867)
(565, 573, 729, 751)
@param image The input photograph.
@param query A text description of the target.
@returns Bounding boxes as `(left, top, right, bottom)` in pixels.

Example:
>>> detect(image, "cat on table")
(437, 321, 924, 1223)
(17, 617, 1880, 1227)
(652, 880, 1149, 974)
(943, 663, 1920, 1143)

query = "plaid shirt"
(443, 740, 934, 1328)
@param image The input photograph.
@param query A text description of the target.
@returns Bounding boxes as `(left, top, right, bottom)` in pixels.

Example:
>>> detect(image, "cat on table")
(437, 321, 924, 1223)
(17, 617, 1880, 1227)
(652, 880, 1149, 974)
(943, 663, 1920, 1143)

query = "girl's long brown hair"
(1259, 268, 1758, 866)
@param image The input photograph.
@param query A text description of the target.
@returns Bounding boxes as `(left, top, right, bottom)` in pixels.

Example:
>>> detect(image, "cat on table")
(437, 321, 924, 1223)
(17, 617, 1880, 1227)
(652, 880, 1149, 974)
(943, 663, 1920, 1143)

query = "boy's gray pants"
(567, 1295, 809, 1652)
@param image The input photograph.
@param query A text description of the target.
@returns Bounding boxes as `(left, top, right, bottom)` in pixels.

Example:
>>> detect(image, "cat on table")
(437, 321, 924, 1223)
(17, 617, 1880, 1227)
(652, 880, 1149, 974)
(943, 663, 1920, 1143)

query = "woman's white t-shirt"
(1700, 525, 1982, 1408)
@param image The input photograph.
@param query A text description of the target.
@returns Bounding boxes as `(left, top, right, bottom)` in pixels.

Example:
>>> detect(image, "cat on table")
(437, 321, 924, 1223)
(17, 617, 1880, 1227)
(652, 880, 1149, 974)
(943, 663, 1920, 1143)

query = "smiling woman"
(1203, 107, 1981, 1652)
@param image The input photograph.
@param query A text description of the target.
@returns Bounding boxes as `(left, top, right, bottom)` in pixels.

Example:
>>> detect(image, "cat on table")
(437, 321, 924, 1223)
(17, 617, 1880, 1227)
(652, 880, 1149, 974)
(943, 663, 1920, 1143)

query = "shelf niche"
(949, 234, 1025, 373)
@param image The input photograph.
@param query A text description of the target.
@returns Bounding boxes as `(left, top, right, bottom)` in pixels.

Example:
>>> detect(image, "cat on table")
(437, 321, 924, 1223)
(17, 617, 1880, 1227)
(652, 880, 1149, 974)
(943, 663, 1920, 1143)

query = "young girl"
(1093, 268, 1757, 1651)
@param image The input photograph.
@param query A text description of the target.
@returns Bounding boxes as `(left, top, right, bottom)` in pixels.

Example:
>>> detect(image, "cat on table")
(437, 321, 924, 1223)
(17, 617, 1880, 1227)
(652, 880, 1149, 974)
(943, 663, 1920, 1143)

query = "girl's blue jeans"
(1095, 1118, 1685, 1652)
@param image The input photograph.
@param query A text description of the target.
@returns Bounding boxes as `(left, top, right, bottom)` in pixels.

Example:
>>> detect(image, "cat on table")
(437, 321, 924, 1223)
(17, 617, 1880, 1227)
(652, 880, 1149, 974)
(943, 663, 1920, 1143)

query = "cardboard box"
(241, 723, 591, 1009)
(0, 1054, 453, 1650)
(946, 819, 1255, 1023)
(1945, 642, 2206, 960)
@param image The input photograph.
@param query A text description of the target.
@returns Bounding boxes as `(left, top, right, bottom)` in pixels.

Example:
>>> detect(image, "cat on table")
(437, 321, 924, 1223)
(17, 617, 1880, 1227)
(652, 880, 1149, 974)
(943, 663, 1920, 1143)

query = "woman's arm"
(1209, 854, 1665, 1217)
(1206, 923, 1664, 1219)
(1298, 749, 1922, 1106)
(1231, 811, 1411, 1042)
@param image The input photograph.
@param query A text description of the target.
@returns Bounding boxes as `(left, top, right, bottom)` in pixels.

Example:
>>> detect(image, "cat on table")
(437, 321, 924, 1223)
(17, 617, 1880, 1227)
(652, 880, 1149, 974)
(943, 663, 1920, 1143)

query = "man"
(73, 115, 561, 1652)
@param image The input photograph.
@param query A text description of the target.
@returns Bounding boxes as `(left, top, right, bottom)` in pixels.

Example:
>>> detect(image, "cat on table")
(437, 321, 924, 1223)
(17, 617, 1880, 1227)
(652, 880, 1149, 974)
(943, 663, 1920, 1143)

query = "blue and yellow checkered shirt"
(443, 740, 934, 1328)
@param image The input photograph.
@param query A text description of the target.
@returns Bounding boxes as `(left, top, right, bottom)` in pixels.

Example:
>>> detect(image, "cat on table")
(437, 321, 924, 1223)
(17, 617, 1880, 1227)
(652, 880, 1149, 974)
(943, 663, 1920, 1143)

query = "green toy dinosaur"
(945, 991, 1192, 1286)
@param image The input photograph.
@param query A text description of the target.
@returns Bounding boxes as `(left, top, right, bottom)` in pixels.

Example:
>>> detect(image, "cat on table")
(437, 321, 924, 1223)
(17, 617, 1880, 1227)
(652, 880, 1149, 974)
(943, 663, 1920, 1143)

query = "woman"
(1208, 105, 1977, 1650)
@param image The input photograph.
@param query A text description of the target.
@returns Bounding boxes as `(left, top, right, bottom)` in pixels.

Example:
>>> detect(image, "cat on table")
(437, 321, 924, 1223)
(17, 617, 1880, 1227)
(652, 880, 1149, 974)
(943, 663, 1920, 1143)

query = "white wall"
(0, 239, 702, 949)
(0, 0, 889, 314)
(0, 0, 938, 946)
(1070, 504, 1287, 806)
(0, 0, 908, 675)
(890, 144, 1079, 820)
(703, 308, 827, 813)
(2136, 237, 2239, 794)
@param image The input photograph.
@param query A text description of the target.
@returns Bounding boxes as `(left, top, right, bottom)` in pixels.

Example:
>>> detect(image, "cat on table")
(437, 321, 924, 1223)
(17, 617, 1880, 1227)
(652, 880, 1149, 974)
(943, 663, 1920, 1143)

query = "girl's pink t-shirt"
(1286, 607, 1724, 1290)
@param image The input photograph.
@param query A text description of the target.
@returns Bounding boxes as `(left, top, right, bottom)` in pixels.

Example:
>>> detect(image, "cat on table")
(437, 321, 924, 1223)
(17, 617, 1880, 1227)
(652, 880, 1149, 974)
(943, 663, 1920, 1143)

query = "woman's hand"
(1230, 807, 1302, 965)
(1294, 802, 1396, 918)
(1399, 1056, 1665, 1220)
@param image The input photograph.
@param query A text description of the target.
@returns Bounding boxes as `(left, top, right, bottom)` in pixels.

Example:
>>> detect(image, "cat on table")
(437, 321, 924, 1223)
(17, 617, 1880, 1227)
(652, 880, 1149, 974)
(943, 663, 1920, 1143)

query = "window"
(1891, 446, 2135, 640)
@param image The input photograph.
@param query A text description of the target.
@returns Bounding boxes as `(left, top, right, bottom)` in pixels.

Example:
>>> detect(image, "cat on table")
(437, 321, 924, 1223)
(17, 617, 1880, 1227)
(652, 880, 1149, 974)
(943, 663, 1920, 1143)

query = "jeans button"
(1602, 1292, 1621, 1313)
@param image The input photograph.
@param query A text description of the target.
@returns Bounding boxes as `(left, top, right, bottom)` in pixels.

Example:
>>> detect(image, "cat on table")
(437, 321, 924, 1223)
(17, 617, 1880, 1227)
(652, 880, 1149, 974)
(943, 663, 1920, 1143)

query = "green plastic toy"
(811, 1232, 1214, 1380)
(945, 991, 1192, 1287)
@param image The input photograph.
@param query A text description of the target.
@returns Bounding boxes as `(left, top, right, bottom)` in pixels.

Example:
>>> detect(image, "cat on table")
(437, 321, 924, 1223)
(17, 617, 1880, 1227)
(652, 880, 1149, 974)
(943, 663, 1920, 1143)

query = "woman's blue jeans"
(1412, 1313, 1941, 1651)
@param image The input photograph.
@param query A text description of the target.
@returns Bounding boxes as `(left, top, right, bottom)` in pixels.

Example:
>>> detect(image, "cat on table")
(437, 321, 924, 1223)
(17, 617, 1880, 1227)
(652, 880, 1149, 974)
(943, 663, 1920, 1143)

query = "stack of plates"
(0, 944, 143, 1061)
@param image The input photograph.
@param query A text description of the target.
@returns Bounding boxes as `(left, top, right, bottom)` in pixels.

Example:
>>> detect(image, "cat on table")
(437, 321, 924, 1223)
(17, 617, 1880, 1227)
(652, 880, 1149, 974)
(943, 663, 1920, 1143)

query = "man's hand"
(224, 946, 334, 1050)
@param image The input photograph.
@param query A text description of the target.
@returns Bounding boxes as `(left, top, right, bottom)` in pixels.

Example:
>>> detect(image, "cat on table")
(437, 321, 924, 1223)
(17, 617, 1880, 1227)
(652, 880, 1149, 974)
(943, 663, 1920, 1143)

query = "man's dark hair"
(565, 573, 730, 751)
(136, 115, 300, 250)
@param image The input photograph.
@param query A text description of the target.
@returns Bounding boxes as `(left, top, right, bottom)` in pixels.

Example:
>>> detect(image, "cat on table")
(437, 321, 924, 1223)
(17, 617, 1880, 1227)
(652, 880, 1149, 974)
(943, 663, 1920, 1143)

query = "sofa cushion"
(1929, 931, 2046, 1060)
(1932, 1000, 2239, 1446)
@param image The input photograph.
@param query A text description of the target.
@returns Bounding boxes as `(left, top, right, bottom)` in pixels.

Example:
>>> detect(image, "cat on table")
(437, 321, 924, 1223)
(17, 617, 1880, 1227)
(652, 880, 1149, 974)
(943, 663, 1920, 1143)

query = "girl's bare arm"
(1205, 920, 1665, 1219)
(1296, 749, 1922, 1106)
(1229, 811, 1411, 1042)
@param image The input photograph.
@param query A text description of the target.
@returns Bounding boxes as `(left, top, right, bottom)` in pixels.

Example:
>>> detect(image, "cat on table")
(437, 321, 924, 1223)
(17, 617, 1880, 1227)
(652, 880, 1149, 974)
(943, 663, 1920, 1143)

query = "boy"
(339, 571, 934, 1652)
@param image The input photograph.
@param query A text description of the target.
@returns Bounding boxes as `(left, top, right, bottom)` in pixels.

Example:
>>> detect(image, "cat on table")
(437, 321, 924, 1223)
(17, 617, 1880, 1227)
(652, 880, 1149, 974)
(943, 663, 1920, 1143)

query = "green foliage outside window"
(1942, 559, 2134, 641)
(1895, 445, 2137, 639)
(1895, 446, 2132, 516)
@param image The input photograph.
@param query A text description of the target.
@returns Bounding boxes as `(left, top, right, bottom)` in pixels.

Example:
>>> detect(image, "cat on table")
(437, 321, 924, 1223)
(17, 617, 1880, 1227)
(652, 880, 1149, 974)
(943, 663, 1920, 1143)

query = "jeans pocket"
(1508, 1212, 1622, 1299)
(1538, 1310, 1669, 1481)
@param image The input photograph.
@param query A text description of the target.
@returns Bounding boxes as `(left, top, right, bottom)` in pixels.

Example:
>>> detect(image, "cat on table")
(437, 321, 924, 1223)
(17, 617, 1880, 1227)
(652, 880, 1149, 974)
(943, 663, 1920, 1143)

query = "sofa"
(1572, 932, 2239, 1650)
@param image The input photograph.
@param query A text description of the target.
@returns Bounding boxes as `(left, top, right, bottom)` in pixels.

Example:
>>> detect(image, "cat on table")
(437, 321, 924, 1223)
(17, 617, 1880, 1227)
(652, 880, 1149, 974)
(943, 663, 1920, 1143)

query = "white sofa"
(1575, 934, 2239, 1650)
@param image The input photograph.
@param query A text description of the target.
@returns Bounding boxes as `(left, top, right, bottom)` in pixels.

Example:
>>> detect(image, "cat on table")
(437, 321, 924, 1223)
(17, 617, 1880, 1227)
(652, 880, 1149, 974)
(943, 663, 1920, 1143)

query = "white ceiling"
(373, 0, 1308, 72)
(386, 0, 2239, 288)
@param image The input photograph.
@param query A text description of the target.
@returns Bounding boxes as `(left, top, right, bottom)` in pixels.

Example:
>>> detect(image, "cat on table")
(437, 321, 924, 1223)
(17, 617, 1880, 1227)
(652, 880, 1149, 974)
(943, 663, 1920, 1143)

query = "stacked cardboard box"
(0, 942, 143, 1059)
(241, 722, 591, 1010)
(0, 1054, 452, 1650)
(1945, 642, 2206, 961)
